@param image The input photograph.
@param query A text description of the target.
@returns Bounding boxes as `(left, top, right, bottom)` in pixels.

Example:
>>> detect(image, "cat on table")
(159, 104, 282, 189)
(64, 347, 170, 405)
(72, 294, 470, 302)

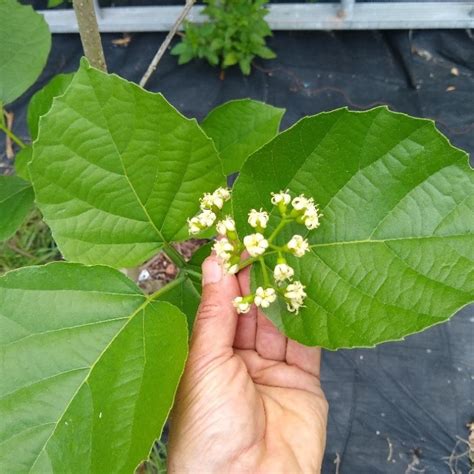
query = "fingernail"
(202, 257, 222, 286)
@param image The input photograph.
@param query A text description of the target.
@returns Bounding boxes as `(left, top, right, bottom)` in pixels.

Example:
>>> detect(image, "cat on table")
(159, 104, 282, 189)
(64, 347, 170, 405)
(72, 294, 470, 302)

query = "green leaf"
(0, 0, 51, 105)
(0, 175, 34, 241)
(255, 46, 276, 59)
(233, 107, 474, 349)
(28, 73, 74, 140)
(0, 262, 188, 473)
(30, 59, 225, 268)
(159, 276, 201, 331)
(15, 146, 33, 181)
(202, 99, 285, 175)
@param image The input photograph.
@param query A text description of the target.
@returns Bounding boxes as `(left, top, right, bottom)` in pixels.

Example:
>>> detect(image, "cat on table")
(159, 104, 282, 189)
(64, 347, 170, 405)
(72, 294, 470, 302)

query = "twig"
(1, 110, 26, 154)
(139, 0, 195, 88)
(386, 437, 394, 462)
(72, 0, 107, 71)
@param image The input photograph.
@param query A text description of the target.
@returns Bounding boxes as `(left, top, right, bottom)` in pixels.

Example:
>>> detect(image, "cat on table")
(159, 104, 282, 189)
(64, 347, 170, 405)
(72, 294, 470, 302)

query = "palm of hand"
(168, 260, 328, 473)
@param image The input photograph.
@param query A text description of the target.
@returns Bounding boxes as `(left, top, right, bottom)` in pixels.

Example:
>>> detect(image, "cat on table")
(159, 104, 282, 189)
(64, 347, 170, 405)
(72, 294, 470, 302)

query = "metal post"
(338, 0, 355, 19)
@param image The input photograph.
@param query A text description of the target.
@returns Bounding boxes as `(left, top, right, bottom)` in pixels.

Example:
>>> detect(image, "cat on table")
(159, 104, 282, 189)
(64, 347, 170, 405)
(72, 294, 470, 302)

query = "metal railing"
(40, 1, 474, 32)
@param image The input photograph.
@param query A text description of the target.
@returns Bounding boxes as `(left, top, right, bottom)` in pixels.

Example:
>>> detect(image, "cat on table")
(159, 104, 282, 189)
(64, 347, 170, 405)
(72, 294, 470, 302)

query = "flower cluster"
(187, 187, 231, 235)
(188, 188, 322, 316)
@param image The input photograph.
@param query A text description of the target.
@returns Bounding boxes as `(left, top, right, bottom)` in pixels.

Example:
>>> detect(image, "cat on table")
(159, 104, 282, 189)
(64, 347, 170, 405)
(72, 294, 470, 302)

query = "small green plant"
(171, 0, 276, 75)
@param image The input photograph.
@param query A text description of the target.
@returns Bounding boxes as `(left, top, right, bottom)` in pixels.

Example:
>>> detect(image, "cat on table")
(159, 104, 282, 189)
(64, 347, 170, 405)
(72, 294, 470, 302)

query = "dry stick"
(139, 0, 196, 88)
(72, 0, 107, 72)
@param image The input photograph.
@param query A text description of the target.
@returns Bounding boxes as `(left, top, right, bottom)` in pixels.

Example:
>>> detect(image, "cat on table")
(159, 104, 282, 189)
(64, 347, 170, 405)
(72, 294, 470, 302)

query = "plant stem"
(0, 111, 26, 149)
(268, 218, 290, 243)
(163, 243, 186, 268)
(72, 0, 107, 71)
(139, 0, 195, 88)
(184, 268, 202, 280)
(259, 257, 270, 286)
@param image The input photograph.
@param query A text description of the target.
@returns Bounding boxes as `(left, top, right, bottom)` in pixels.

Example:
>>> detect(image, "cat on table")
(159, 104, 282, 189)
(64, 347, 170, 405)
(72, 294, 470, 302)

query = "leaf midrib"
(87, 78, 169, 247)
(310, 233, 471, 249)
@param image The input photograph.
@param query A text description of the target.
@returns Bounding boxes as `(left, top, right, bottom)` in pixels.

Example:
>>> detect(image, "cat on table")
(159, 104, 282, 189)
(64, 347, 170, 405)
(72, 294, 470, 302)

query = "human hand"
(168, 256, 328, 473)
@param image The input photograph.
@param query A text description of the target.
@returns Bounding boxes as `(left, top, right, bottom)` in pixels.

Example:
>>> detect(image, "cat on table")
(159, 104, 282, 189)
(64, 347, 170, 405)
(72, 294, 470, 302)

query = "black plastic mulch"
(2, 28, 473, 473)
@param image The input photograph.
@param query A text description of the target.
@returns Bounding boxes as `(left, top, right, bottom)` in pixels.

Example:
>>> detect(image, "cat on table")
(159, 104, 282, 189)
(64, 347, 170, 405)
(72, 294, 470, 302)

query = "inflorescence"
(187, 187, 321, 315)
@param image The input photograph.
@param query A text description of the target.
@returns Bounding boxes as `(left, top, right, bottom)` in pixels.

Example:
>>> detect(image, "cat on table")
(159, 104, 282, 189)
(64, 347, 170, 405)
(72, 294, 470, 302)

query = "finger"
(256, 311, 287, 361)
(286, 339, 322, 378)
(233, 264, 257, 350)
(191, 255, 241, 357)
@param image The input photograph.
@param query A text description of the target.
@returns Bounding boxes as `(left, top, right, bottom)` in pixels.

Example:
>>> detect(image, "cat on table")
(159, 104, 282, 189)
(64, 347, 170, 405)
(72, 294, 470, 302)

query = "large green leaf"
(202, 99, 285, 175)
(28, 73, 74, 140)
(0, 0, 51, 105)
(0, 175, 34, 241)
(233, 107, 474, 349)
(0, 262, 188, 473)
(30, 60, 225, 268)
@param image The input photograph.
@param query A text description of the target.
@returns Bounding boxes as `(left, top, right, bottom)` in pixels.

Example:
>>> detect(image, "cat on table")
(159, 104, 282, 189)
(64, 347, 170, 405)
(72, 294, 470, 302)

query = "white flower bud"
(200, 193, 217, 210)
(199, 187, 231, 210)
(271, 190, 291, 206)
(273, 263, 294, 282)
(224, 262, 239, 274)
(197, 209, 217, 228)
(284, 281, 306, 314)
(291, 195, 313, 211)
(213, 238, 234, 261)
(286, 235, 309, 257)
(216, 216, 236, 236)
(213, 187, 231, 202)
(302, 204, 320, 230)
(233, 296, 251, 314)
(248, 208, 269, 229)
(243, 233, 269, 257)
(187, 216, 202, 235)
(254, 287, 277, 308)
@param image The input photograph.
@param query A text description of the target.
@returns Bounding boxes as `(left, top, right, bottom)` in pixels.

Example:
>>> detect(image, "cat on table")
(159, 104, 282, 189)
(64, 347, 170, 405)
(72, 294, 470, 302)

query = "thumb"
(191, 255, 241, 356)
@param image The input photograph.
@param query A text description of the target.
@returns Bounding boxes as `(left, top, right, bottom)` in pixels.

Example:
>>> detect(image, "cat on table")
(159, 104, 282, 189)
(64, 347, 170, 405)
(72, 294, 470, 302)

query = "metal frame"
(40, 2, 474, 32)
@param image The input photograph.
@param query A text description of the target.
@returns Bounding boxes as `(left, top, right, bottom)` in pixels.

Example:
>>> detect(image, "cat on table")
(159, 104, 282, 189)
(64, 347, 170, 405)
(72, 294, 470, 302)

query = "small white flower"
(287, 234, 309, 257)
(271, 190, 291, 206)
(233, 296, 251, 314)
(188, 216, 202, 235)
(213, 187, 231, 202)
(224, 262, 239, 274)
(243, 233, 269, 257)
(284, 281, 307, 314)
(301, 204, 320, 230)
(216, 216, 236, 236)
(273, 263, 294, 283)
(200, 193, 218, 210)
(292, 194, 314, 211)
(199, 187, 231, 210)
(248, 209, 269, 229)
(254, 287, 277, 308)
(198, 209, 217, 228)
(213, 238, 234, 261)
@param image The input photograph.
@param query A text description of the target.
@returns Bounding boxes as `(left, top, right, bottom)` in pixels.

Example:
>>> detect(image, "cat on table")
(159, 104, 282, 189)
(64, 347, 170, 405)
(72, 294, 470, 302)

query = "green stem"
(163, 243, 186, 268)
(259, 257, 270, 286)
(184, 268, 202, 280)
(268, 218, 291, 243)
(0, 117, 26, 149)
